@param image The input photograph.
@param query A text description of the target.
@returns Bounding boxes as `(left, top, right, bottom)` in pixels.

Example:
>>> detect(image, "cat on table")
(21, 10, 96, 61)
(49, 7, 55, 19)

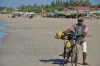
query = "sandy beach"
(0, 14, 100, 66)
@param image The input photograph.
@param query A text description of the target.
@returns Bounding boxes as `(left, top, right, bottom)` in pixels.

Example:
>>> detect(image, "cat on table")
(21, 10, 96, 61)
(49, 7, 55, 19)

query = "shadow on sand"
(39, 59, 70, 66)
(39, 58, 81, 66)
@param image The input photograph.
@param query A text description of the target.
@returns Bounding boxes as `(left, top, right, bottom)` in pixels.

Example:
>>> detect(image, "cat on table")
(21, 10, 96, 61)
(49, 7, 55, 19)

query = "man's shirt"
(69, 24, 88, 44)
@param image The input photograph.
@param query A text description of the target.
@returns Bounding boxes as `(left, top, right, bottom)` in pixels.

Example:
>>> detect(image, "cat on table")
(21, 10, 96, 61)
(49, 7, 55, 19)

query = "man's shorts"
(77, 41, 87, 52)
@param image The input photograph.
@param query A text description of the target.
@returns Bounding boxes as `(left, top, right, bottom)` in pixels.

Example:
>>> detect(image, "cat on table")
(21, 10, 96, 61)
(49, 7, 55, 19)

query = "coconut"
(65, 41, 71, 49)
(56, 31, 63, 39)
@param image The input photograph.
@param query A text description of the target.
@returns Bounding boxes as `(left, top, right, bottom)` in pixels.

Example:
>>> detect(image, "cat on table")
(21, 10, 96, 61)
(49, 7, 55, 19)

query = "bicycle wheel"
(64, 52, 70, 64)
(71, 44, 79, 66)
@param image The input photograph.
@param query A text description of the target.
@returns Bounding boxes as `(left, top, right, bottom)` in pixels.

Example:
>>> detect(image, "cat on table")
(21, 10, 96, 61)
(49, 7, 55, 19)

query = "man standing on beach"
(59, 16, 89, 65)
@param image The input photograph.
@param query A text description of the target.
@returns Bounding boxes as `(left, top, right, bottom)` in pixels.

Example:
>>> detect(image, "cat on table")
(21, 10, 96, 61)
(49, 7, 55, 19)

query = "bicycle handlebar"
(66, 32, 92, 37)
(66, 32, 79, 35)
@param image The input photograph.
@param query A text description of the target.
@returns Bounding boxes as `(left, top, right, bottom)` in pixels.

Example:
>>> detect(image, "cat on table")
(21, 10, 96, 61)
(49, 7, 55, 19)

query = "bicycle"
(62, 32, 91, 66)
(61, 32, 78, 66)
(55, 28, 91, 66)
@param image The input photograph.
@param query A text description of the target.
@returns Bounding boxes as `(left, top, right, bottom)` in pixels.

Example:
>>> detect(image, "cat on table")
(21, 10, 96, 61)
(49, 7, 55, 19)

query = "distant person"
(96, 14, 99, 19)
(8, 14, 10, 17)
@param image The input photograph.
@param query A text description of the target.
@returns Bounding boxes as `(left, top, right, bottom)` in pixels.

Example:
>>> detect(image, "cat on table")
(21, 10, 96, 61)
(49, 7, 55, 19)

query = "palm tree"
(84, 0, 91, 6)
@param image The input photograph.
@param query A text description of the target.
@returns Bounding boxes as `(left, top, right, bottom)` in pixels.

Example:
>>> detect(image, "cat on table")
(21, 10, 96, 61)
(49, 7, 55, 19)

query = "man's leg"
(83, 52, 87, 64)
(81, 41, 89, 65)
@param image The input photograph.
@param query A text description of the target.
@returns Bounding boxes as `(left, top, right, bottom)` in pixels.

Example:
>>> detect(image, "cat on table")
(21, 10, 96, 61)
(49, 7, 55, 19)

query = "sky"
(0, 0, 100, 8)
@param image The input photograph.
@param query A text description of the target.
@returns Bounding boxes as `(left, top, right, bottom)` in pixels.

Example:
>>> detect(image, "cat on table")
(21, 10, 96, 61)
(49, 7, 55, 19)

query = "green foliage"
(7, 7, 13, 13)
(0, 6, 13, 13)
(0, 0, 100, 13)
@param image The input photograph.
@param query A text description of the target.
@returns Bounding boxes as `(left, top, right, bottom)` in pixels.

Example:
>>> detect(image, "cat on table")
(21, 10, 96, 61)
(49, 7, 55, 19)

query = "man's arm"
(80, 26, 88, 37)
(65, 29, 71, 33)
(79, 33, 87, 37)
(64, 24, 76, 33)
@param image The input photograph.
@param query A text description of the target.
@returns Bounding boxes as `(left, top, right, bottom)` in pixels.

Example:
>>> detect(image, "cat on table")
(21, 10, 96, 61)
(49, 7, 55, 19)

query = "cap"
(78, 17, 84, 21)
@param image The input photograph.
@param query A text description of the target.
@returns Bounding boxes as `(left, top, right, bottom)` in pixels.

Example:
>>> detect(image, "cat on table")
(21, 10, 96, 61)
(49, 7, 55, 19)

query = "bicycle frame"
(63, 32, 79, 65)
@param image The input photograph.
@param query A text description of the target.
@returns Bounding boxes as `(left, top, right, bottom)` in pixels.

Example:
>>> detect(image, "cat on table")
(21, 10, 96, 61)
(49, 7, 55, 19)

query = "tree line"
(0, 0, 100, 13)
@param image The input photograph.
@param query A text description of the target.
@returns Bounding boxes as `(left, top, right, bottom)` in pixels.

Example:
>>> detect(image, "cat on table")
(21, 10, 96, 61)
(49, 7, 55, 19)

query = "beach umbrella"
(66, 12, 71, 15)
(74, 11, 78, 14)
(14, 11, 18, 14)
(94, 11, 97, 13)
(74, 11, 77, 12)
(25, 12, 30, 14)
(49, 12, 55, 15)
(89, 11, 93, 14)
(18, 12, 23, 14)
(30, 12, 35, 14)
(23, 12, 25, 14)
(70, 11, 74, 13)
(70, 11, 75, 15)
(56, 11, 64, 14)
(87, 14, 91, 17)
(97, 11, 100, 14)
(86, 12, 89, 14)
